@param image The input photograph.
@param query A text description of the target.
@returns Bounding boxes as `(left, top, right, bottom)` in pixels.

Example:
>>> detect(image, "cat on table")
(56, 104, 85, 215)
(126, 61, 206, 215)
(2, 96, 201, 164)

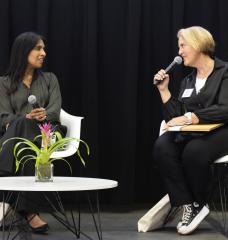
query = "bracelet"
(184, 112, 192, 124)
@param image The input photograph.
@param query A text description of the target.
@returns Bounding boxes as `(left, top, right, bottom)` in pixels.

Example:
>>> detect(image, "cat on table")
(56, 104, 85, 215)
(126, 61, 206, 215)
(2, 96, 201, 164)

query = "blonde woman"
(153, 26, 228, 235)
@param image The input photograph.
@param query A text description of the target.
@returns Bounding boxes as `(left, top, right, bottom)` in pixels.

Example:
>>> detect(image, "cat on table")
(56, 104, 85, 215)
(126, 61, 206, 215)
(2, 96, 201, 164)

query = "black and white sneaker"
(177, 202, 210, 235)
(176, 204, 192, 231)
(176, 203, 197, 230)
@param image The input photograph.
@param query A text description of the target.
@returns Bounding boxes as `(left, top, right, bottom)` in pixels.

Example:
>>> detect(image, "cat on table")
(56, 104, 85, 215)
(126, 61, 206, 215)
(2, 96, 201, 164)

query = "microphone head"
(174, 56, 182, 65)
(28, 95, 37, 105)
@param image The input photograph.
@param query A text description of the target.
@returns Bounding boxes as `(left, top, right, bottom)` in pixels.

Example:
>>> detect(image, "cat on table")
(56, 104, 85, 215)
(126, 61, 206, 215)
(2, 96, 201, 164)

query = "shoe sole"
(30, 223, 49, 234)
(176, 221, 182, 230)
(177, 206, 210, 235)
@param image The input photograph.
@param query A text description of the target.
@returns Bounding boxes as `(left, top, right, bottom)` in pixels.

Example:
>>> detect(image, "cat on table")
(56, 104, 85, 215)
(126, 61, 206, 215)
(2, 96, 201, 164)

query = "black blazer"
(163, 58, 228, 124)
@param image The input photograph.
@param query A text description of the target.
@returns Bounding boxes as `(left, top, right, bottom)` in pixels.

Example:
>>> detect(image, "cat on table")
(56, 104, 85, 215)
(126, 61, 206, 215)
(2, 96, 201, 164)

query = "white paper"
(168, 125, 183, 131)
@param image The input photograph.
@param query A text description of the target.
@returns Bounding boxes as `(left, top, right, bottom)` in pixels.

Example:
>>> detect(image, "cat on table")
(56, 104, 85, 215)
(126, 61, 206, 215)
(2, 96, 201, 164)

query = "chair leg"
(209, 163, 228, 235)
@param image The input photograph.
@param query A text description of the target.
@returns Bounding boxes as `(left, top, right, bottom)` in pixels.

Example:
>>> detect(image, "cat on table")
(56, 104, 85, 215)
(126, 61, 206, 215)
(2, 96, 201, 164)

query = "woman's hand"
(166, 116, 190, 127)
(164, 113, 199, 130)
(153, 69, 170, 91)
(154, 69, 171, 103)
(26, 108, 47, 122)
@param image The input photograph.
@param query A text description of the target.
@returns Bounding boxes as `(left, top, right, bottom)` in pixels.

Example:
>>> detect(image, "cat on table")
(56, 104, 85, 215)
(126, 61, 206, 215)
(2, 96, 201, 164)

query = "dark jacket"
(163, 58, 228, 124)
(0, 72, 62, 134)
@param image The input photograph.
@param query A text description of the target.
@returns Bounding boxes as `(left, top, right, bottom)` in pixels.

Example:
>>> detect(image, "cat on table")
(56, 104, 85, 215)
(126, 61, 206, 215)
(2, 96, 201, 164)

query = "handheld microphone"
(153, 56, 183, 85)
(28, 95, 40, 109)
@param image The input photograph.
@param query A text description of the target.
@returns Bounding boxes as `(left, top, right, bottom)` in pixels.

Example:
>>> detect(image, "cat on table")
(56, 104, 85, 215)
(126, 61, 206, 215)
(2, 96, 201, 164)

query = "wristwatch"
(184, 112, 192, 124)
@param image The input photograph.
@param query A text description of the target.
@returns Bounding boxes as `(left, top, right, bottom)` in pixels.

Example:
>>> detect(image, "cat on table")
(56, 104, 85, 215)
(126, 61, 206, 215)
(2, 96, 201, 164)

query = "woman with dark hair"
(0, 32, 65, 233)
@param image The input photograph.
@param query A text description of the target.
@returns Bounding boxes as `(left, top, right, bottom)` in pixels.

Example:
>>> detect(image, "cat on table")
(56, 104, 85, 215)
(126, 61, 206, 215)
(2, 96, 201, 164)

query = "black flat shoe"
(29, 223, 49, 234)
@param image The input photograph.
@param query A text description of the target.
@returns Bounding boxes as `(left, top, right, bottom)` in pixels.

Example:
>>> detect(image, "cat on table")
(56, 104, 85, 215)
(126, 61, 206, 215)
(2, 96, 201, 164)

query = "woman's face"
(27, 39, 46, 69)
(178, 36, 200, 67)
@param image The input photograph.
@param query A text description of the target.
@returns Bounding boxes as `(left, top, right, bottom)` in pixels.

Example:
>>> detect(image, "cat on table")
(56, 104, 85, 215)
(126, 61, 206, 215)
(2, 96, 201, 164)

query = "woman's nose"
(41, 49, 46, 56)
(178, 48, 182, 55)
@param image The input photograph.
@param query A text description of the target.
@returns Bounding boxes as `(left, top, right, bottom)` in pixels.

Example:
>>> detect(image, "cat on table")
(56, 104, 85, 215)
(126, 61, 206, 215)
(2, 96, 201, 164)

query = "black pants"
(0, 117, 66, 212)
(153, 126, 228, 207)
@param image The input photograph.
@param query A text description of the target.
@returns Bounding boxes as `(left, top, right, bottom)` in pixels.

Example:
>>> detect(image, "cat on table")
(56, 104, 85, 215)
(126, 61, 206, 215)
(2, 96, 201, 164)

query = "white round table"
(0, 176, 118, 240)
(0, 176, 118, 191)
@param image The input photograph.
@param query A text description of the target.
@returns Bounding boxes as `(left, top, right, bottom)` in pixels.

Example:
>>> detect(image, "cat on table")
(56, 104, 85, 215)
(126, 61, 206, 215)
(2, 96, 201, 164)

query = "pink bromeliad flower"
(39, 122, 52, 149)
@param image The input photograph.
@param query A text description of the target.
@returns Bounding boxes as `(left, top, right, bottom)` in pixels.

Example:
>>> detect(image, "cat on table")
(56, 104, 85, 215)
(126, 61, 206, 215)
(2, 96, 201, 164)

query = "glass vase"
(35, 163, 54, 182)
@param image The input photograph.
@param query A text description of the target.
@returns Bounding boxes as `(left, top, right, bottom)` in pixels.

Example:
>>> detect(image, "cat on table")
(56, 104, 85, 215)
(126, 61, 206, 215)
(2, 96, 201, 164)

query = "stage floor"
(0, 207, 227, 240)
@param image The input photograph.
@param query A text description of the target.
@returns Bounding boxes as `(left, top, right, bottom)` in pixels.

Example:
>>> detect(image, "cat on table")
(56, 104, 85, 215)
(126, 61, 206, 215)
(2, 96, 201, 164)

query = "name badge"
(182, 88, 194, 98)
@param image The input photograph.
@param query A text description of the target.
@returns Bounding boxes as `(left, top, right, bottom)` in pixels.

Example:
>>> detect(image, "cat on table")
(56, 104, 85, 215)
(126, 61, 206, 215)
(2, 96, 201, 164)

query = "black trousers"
(0, 116, 66, 213)
(153, 126, 228, 207)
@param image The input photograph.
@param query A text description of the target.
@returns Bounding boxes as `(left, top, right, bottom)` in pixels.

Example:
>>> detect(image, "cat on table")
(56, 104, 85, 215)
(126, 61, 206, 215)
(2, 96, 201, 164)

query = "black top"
(0, 72, 62, 133)
(163, 58, 228, 124)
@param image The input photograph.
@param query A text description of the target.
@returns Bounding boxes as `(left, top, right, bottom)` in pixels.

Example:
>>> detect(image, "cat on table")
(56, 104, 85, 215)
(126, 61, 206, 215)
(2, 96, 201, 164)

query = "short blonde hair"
(177, 26, 215, 57)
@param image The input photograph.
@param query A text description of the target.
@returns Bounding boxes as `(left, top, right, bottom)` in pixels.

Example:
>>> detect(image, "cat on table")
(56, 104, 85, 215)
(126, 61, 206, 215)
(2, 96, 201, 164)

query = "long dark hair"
(6, 32, 44, 94)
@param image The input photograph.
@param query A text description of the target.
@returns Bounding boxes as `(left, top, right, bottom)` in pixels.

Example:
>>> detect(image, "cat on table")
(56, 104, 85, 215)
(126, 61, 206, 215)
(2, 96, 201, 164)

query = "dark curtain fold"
(1, 0, 228, 204)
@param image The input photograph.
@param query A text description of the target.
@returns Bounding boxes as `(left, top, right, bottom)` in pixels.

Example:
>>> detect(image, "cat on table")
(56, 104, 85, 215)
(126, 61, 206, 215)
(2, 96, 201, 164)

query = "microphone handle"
(153, 79, 160, 85)
(32, 103, 40, 109)
(153, 61, 176, 85)
(164, 61, 176, 73)
(29, 101, 46, 124)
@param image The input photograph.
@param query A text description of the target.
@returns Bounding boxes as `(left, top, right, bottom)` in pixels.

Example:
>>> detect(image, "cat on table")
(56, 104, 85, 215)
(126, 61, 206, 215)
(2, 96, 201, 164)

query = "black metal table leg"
(86, 191, 102, 240)
(1, 191, 32, 240)
(1, 189, 105, 240)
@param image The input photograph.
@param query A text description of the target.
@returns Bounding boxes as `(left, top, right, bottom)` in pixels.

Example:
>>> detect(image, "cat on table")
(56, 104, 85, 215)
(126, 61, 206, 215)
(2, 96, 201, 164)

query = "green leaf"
(54, 131, 63, 141)
(16, 147, 34, 158)
(15, 155, 36, 172)
(34, 135, 42, 141)
(21, 157, 37, 172)
(76, 149, 86, 166)
(51, 158, 72, 174)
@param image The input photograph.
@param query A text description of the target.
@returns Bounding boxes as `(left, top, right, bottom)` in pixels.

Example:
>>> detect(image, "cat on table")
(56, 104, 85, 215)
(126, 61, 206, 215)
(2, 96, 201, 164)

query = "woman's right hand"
(26, 108, 47, 122)
(153, 69, 170, 91)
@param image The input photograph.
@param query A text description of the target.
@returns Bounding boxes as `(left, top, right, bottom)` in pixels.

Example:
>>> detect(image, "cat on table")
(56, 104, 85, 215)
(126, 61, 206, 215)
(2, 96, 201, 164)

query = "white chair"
(211, 149, 228, 232)
(50, 109, 84, 159)
(159, 120, 167, 137)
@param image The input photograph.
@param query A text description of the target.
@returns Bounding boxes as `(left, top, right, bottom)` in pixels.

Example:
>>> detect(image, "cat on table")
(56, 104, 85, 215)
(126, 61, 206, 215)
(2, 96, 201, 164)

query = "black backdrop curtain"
(1, 0, 228, 205)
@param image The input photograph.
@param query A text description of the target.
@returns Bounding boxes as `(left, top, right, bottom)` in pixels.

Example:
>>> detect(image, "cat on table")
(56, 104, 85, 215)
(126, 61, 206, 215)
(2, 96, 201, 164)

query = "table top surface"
(0, 176, 118, 192)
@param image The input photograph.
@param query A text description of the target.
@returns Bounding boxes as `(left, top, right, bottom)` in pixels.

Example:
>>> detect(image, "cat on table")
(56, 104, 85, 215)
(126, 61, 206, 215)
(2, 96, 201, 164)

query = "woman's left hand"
(26, 108, 47, 122)
(166, 116, 190, 127)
